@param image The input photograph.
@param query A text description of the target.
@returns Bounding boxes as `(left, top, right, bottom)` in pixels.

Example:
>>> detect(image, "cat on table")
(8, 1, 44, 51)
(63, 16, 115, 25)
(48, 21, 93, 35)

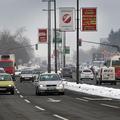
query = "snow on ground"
(64, 82, 120, 99)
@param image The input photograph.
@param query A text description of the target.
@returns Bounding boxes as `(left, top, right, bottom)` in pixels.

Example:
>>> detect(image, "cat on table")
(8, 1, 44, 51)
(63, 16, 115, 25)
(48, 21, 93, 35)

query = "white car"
(80, 69, 94, 80)
(35, 73, 64, 95)
(20, 70, 34, 82)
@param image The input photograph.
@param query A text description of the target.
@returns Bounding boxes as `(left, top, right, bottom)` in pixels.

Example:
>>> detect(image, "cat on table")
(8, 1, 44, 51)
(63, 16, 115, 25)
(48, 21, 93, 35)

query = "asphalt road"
(0, 78, 120, 120)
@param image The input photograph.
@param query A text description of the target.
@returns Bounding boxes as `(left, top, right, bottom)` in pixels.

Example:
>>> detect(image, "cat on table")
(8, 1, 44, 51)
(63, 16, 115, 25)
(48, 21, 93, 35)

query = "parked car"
(0, 73, 15, 94)
(35, 73, 65, 95)
(20, 70, 34, 82)
(61, 67, 72, 78)
(80, 69, 94, 80)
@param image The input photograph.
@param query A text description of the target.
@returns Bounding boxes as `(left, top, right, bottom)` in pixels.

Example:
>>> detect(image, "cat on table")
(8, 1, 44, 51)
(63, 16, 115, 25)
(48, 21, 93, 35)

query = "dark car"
(61, 67, 72, 78)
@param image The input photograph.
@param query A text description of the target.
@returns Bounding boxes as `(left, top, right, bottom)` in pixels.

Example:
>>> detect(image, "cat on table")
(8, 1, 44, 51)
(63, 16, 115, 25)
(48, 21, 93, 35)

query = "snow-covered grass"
(64, 82, 120, 99)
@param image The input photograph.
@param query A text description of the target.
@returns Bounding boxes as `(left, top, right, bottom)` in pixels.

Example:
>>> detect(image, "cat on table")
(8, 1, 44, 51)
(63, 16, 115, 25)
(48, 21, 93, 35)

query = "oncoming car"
(0, 73, 15, 94)
(20, 70, 34, 82)
(35, 73, 65, 95)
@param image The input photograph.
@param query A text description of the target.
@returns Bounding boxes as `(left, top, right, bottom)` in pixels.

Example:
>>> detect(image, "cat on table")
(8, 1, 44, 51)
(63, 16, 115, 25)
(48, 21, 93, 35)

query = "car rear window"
(83, 70, 91, 72)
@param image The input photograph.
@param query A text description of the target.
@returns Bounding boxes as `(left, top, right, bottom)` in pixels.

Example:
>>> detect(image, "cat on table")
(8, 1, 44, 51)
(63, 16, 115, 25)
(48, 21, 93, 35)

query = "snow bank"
(64, 82, 120, 99)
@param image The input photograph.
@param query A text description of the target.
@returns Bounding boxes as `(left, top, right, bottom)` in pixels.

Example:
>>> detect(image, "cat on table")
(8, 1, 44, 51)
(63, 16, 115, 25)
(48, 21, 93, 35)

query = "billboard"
(59, 7, 75, 32)
(38, 29, 47, 43)
(81, 8, 97, 31)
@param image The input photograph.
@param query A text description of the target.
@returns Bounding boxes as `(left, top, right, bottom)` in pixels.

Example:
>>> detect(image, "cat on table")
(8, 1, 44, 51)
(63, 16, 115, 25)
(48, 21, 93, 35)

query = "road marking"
(20, 95, 23, 98)
(83, 97, 112, 101)
(53, 114, 69, 120)
(35, 106, 45, 111)
(15, 88, 18, 91)
(76, 98, 88, 102)
(24, 99, 31, 103)
(16, 91, 20, 94)
(48, 98, 61, 103)
(101, 103, 120, 109)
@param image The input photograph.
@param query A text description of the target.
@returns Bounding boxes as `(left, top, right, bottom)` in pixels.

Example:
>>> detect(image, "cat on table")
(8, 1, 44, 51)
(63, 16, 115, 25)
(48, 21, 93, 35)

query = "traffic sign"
(59, 7, 75, 32)
(63, 14, 71, 24)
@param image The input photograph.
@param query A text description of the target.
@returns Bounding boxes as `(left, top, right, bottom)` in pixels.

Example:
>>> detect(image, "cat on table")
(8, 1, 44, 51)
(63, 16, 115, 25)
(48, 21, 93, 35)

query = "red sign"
(38, 29, 47, 43)
(81, 8, 97, 31)
(63, 14, 71, 23)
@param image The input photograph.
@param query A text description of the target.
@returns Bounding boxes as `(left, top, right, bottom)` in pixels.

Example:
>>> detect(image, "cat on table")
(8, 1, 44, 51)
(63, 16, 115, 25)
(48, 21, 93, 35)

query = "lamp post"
(54, 0, 57, 73)
(76, 0, 80, 84)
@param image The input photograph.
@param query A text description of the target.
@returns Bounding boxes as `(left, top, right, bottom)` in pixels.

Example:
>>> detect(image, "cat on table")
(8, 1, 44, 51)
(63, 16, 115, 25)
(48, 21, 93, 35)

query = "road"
(0, 77, 120, 120)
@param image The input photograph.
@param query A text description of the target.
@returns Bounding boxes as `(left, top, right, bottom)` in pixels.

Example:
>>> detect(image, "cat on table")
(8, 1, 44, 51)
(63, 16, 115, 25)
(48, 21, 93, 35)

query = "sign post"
(59, 7, 75, 32)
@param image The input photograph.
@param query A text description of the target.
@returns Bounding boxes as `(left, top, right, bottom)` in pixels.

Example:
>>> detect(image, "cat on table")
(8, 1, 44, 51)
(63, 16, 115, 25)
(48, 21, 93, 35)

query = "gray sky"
(0, 0, 120, 59)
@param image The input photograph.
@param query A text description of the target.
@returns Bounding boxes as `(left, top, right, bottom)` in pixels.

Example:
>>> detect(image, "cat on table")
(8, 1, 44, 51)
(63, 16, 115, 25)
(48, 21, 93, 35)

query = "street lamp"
(54, 0, 57, 73)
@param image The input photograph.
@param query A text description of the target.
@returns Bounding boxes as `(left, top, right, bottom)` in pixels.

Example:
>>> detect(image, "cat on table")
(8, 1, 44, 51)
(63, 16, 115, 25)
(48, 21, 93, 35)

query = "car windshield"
(40, 74, 61, 81)
(21, 70, 33, 74)
(0, 74, 12, 81)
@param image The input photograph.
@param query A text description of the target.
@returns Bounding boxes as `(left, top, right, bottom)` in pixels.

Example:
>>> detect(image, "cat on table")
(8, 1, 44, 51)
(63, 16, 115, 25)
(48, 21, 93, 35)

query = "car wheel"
(11, 90, 14, 95)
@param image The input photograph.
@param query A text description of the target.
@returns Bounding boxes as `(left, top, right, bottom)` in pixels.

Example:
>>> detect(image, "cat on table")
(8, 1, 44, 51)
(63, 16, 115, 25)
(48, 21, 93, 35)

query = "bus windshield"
(0, 62, 13, 67)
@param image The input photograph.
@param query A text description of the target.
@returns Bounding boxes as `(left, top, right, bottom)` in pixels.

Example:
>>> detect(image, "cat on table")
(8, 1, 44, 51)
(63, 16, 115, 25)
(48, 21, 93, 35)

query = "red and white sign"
(38, 29, 47, 43)
(59, 7, 75, 32)
(81, 8, 97, 31)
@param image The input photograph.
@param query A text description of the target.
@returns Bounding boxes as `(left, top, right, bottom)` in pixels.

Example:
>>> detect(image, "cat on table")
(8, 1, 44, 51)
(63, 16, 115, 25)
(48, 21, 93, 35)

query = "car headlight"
(8, 84, 12, 87)
(57, 84, 64, 87)
(39, 84, 44, 87)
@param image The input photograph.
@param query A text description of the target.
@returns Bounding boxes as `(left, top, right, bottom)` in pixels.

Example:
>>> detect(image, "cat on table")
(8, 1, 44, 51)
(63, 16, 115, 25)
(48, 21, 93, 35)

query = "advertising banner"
(59, 7, 75, 32)
(38, 29, 47, 43)
(81, 8, 97, 31)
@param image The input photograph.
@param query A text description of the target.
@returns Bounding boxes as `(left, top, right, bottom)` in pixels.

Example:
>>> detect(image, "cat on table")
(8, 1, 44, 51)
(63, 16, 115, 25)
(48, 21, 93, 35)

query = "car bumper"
(38, 86, 64, 93)
(0, 86, 14, 92)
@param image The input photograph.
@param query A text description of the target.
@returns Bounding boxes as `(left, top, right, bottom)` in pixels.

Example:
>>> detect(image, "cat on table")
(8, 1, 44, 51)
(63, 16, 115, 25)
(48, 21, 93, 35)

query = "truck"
(96, 55, 120, 85)
(0, 54, 16, 76)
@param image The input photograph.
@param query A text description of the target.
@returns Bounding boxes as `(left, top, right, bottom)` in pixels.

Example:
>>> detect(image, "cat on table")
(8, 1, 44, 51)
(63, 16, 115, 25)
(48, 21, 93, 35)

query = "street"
(0, 78, 120, 120)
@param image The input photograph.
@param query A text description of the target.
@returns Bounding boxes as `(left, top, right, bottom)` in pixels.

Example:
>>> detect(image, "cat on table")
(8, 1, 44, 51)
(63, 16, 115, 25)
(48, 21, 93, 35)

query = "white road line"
(15, 88, 18, 91)
(76, 98, 88, 102)
(53, 114, 69, 120)
(35, 106, 45, 111)
(17, 91, 20, 94)
(48, 98, 61, 103)
(20, 95, 23, 98)
(24, 99, 31, 103)
(101, 103, 120, 109)
(83, 97, 112, 101)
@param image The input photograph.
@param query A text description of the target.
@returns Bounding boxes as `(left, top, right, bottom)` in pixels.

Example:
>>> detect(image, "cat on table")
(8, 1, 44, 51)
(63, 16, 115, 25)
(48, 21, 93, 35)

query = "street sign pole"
(76, 0, 79, 84)
(54, 0, 57, 73)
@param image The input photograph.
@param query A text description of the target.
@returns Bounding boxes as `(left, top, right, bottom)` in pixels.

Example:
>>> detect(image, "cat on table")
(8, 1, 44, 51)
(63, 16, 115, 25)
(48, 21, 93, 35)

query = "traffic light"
(35, 44, 38, 50)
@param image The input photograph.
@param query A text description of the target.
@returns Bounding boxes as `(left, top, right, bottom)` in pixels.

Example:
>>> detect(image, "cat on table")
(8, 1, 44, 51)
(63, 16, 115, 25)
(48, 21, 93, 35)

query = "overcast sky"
(0, 0, 120, 59)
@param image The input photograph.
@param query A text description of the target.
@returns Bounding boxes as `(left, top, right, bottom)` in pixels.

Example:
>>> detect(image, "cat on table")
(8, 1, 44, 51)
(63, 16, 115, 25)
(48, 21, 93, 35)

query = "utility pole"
(48, 1, 51, 73)
(76, 0, 79, 84)
(54, 0, 57, 73)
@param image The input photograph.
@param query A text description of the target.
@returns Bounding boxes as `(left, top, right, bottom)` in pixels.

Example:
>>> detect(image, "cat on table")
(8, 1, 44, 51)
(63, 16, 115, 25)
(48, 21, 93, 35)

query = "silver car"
(35, 73, 64, 95)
